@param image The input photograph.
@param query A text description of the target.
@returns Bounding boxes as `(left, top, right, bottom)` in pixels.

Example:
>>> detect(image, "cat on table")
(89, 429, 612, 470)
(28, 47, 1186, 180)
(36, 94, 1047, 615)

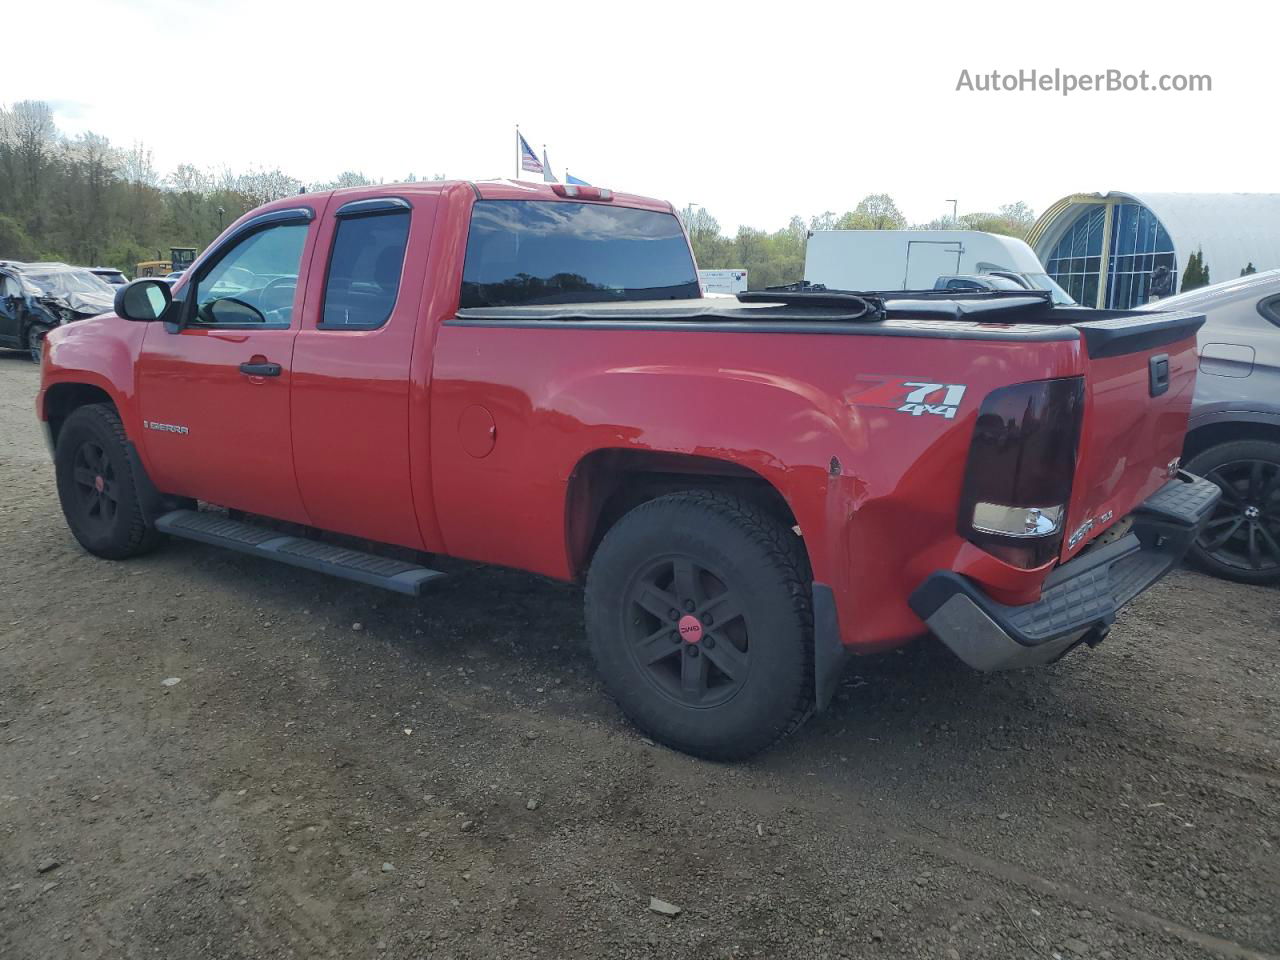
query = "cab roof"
(313, 178, 675, 215)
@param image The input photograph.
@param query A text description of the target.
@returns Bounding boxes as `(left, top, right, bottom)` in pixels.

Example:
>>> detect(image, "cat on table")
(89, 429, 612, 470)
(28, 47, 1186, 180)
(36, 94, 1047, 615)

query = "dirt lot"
(0, 352, 1277, 960)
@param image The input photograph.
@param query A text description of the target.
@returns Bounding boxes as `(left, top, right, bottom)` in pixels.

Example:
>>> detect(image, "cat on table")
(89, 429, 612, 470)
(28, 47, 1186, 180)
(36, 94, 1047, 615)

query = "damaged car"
(90, 267, 130, 286)
(0, 261, 117, 363)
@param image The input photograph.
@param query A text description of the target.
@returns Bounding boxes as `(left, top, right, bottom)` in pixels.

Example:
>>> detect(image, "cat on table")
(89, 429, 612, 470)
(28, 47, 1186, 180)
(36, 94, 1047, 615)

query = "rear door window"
(320, 208, 411, 328)
(460, 200, 699, 308)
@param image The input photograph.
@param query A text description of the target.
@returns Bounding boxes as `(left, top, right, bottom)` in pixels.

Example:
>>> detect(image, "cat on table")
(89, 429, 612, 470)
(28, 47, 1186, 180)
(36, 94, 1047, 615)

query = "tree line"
(680, 195, 1038, 289)
(0, 100, 436, 274)
(2, 99, 1037, 287)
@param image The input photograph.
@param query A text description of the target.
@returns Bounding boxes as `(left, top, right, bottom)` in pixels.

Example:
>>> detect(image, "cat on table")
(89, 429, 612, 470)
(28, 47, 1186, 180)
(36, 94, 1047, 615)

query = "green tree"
(851, 193, 907, 230)
(915, 201, 1037, 239)
(0, 214, 38, 260)
(808, 211, 840, 232)
(826, 194, 908, 231)
(1182, 247, 1211, 292)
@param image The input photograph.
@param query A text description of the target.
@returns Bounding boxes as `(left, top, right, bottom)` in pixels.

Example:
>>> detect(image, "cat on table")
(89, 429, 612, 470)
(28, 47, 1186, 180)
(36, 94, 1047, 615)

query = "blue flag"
(565, 171, 590, 186)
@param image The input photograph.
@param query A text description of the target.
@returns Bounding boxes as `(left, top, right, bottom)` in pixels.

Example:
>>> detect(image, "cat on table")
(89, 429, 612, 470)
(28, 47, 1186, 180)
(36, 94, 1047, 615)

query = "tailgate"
(1061, 311, 1205, 560)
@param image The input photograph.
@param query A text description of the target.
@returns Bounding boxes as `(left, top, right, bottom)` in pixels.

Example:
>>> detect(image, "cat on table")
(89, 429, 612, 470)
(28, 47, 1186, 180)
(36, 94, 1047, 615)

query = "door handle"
(239, 361, 282, 377)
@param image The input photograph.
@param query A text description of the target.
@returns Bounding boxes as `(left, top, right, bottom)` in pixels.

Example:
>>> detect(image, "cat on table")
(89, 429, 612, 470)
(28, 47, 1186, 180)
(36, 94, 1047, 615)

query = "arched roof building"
(1028, 192, 1280, 309)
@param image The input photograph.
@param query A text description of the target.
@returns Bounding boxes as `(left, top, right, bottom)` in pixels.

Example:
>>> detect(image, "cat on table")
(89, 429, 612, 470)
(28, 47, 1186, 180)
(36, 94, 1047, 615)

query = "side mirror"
(114, 278, 172, 322)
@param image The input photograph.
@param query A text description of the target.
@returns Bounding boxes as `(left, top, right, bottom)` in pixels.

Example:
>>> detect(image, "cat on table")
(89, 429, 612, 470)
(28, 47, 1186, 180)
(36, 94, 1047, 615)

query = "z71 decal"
(849, 379, 968, 420)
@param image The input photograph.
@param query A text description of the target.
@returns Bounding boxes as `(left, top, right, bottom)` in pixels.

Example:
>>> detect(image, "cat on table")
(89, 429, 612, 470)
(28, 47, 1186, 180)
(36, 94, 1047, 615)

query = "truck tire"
(1185, 439, 1280, 585)
(54, 404, 163, 560)
(27, 324, 50, 364)
(585, 491, 814, 760)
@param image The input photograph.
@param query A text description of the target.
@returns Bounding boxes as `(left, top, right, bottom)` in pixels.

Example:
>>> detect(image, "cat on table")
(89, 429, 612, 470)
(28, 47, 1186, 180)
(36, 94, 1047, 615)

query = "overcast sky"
(8, 0, 1275, 233)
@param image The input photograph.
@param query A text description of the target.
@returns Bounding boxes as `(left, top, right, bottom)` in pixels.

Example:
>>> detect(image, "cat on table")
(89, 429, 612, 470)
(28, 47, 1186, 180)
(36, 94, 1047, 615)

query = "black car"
(0, 261, 117, 363)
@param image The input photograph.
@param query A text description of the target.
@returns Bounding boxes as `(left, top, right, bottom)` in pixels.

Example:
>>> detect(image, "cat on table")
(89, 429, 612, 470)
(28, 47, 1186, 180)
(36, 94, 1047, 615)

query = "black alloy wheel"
(624, 555, 751, 708)
(69, 438, 121, 535)
(1198, 460, 1280, 574)
(1187, 439, 1280, 585)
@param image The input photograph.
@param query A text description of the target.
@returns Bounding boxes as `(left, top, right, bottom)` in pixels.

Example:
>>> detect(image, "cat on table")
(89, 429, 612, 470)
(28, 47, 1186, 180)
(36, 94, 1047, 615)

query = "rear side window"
(321, 210, 411, 328)
(460, 200, 699, 308)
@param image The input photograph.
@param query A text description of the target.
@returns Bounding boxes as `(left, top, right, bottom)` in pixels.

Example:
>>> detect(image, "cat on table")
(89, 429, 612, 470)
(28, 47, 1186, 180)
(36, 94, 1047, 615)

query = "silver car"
(1139, 270, 1280, 584)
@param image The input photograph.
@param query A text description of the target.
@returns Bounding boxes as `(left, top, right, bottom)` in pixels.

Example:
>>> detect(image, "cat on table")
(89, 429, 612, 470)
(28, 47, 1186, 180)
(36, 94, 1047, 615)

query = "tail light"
(958, 377, 1085, 568)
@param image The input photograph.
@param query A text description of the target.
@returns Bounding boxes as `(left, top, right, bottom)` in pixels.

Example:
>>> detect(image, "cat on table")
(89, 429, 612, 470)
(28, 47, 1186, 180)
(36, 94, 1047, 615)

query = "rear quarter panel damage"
(428, 322, 1087, 651)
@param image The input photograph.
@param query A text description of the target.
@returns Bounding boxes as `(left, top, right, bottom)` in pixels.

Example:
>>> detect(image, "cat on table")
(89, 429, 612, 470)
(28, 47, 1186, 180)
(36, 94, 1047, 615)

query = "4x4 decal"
(849, 379, 968, 420)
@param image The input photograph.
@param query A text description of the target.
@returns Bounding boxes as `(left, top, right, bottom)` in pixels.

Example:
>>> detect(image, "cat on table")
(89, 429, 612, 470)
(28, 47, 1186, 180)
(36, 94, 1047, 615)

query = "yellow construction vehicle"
(136, 247, 198, 278)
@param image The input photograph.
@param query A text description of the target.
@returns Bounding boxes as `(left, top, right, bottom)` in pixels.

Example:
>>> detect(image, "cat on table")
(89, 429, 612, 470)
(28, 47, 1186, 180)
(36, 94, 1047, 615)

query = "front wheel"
(27, 324, 50, 364)
(1185, 439, 1280, 585)
(585, 491, 814, 760)
(54, 404, 163, 560)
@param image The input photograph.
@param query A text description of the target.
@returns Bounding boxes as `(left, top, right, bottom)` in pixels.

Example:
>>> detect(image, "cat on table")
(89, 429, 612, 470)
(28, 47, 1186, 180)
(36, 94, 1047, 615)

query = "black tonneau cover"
(458, 295, 879, 324)
(452, 289, 1204, 356)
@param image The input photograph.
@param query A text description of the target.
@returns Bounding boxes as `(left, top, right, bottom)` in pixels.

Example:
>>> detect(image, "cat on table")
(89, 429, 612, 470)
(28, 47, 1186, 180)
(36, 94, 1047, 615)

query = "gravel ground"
(0, 351, 1277, 960)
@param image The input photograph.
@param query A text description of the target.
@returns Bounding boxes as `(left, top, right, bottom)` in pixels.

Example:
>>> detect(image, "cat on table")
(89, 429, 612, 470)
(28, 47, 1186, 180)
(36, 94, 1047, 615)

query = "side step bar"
(154, 509, 445, 596)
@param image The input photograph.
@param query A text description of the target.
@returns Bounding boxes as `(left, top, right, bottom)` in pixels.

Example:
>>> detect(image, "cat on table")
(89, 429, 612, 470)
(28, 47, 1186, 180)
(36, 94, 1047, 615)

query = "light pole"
(946, 199, 958, 227)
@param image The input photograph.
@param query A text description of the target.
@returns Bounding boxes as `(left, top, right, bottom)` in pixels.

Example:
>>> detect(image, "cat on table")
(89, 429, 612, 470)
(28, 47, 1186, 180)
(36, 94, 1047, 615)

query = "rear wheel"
(585, 491, 814, 760)
(27, 324, 50, 364)
(1185, 439, 1280, 585)
(54, 404, 163, 559)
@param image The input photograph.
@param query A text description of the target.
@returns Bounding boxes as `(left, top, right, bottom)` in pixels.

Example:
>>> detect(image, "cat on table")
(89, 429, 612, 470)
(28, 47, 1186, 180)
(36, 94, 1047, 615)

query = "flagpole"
(514, 124, 519, 180)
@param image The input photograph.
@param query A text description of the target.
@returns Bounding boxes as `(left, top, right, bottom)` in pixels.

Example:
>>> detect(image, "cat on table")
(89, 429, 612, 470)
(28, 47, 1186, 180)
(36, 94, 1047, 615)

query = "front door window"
(190, 223, 308, 327)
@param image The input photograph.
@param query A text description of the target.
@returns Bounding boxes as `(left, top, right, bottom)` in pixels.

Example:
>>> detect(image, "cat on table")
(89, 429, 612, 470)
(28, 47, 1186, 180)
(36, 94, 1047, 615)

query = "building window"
(1104, 203, 1176, 309)
(1045, 206, 1104, 306)
(1045, 202, 1176, 309)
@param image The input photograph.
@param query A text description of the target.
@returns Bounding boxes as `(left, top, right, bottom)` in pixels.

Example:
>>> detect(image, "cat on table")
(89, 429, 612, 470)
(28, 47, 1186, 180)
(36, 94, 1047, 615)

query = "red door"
(136, 209, 320, 523)
(289, 195, 434, 549)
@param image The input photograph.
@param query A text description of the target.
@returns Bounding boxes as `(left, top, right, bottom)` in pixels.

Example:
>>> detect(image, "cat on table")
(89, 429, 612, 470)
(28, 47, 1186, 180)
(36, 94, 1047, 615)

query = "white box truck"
(802, 230, 1075, 304)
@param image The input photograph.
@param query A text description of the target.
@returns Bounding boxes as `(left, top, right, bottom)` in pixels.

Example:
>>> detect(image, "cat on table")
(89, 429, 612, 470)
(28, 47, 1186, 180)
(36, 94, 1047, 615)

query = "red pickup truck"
(37, 180, 1220, 759)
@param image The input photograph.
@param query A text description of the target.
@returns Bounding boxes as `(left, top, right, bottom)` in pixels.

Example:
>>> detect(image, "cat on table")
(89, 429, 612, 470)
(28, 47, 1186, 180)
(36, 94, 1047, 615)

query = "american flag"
(518, 132, 543, 174)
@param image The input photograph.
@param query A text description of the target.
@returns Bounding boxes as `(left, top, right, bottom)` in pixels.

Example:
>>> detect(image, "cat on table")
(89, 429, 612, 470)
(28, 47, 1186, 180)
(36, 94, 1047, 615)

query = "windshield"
(1023, 272, 1076, 306)
(461, 200, 700, 308)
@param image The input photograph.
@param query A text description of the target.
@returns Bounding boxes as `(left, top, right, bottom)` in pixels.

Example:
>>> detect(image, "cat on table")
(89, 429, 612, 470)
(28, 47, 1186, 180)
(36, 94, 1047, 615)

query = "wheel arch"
(1184, 416, 1280, 461)
(564, 448, 801, 581)
(43, 381, 120, 448)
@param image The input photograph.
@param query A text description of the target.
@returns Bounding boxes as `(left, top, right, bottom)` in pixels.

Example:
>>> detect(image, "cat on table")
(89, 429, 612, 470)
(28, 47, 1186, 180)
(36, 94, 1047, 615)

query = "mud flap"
(812, 583, 848, 711)
(124, 440, 165, 530)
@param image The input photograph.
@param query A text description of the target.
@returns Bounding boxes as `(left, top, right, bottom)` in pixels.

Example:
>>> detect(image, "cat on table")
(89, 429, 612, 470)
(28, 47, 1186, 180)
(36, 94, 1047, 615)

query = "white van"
(803, 230, 1075, 304)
